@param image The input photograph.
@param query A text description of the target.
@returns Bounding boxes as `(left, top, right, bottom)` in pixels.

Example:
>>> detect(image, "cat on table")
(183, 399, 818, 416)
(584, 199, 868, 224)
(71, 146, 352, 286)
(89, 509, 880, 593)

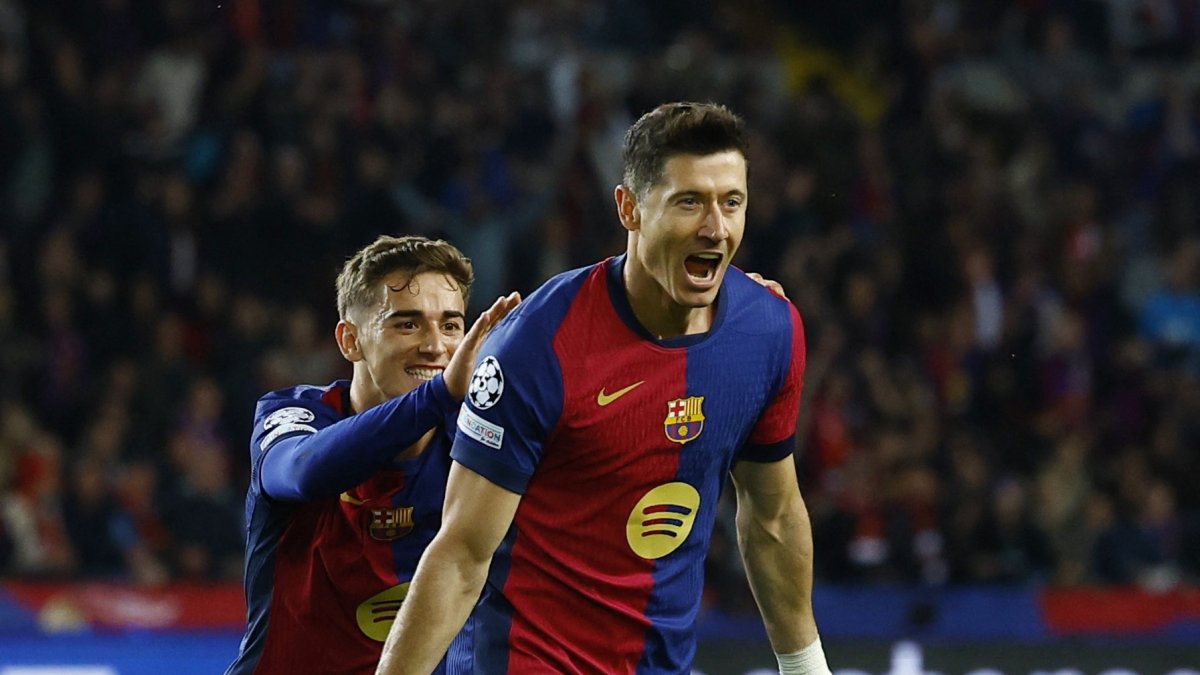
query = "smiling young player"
(377, 103, 830, 675)
(225, 235, 519, 675)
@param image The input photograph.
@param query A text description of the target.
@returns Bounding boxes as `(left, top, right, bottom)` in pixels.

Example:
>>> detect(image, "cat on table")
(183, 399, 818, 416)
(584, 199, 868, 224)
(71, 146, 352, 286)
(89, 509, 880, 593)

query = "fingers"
(747, 272, 788, 299)
(444, 292, 523, 400)
(464, 292, 522, 345)
(483, 292, 521, 330)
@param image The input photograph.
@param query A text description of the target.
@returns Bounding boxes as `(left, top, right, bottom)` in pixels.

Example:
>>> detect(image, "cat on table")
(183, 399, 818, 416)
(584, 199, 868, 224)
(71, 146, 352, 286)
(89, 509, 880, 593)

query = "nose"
(419, 327, 447, 356)
(698, 203, 730, 243)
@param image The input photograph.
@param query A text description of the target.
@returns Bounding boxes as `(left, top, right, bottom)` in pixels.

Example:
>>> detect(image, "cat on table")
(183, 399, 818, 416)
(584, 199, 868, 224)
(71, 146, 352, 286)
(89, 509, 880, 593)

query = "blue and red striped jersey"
(227, 378, 458, 675)
(450, 255, 806, 674)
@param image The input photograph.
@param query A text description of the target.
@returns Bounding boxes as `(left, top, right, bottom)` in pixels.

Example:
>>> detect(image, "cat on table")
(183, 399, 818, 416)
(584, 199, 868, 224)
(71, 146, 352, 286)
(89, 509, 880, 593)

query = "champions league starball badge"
(468, 356, 505, 410)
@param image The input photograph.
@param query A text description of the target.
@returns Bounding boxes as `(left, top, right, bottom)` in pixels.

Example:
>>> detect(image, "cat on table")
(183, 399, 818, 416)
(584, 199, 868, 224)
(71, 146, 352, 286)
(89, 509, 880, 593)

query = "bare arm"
(730, 456, 820, 653)
(376, 461, 521, 675)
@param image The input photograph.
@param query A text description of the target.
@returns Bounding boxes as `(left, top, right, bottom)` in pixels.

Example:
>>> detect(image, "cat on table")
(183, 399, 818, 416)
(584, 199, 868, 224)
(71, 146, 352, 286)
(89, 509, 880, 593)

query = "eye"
(678, 196, 700, 209)
(395, 320, 418, 332)
(442, 321, 464, 333)
(724, 198, 743, 210)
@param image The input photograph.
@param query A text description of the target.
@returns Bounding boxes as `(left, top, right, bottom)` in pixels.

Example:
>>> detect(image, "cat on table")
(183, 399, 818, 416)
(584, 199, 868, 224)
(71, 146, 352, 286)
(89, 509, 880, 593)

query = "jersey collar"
(605, 253, 728, 348)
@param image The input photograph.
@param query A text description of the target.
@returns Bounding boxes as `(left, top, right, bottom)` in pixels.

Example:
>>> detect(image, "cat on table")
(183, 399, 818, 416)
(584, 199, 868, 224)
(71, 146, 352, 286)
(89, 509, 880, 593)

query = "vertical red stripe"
(254, 495, 403, 673)
(502, 265, 688, 673)
(748, 303, 806, 445)
(319, 384, 346, 416)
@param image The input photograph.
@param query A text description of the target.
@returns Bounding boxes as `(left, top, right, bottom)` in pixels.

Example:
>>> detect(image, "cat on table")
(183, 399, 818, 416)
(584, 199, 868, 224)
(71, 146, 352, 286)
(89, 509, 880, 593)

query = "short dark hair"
(621, 102, 748, 197)
(336, 235, 474, 320)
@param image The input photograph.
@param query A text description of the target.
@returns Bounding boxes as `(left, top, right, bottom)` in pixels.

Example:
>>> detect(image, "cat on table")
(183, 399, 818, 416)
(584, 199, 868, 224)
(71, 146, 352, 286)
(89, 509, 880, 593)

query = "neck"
(622, 254, 713, 339)
(348, 371, 384, 416)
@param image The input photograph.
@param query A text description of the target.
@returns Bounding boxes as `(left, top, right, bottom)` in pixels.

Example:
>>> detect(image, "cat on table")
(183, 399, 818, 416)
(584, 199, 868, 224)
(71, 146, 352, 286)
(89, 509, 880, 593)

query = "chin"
(675, 287, 719, 308)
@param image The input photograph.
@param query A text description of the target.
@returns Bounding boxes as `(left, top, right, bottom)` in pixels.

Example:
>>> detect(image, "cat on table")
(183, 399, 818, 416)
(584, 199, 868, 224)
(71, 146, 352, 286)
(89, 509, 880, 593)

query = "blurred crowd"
(1, 0, 1199, 609)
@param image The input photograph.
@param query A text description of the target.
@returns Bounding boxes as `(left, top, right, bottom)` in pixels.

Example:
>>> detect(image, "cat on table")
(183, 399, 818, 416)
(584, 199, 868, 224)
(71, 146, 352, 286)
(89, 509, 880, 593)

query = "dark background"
(1, 0, 1199, 614)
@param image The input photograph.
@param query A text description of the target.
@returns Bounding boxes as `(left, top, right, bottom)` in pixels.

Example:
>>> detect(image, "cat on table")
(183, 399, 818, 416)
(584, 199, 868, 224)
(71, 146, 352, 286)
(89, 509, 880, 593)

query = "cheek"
(646, 220, 685, 256)
(730, 220, 746, 245)
(378, 335, 419, 360)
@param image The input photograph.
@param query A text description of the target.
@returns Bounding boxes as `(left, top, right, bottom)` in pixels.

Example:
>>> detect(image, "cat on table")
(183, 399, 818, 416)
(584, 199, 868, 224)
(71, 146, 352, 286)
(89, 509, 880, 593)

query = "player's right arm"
(258, 292, 521, 502)
(254, 378, 457, 502)
(376, 461, 520, 675)
(376, 284, 566, 674)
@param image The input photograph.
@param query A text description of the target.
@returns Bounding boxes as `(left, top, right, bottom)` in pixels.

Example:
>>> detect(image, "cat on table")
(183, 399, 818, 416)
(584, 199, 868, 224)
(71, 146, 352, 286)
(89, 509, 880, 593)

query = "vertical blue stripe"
(634, 351, 711, 674)
(451, 525, 519, 673)
(387, 431, 452, 579)
(224, 498, 288, 675)
(635, 274, 786, 674)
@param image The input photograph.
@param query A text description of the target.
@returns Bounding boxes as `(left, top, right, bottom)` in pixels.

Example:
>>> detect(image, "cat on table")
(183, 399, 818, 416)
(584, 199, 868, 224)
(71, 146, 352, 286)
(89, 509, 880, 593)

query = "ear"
(335, 320, 363, 362)
(614, 184, 640, 233)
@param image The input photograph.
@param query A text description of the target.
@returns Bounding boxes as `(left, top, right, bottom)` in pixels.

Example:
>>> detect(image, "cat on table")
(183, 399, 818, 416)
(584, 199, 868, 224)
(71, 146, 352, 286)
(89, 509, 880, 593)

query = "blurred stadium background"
(1, 0, 1199, 673)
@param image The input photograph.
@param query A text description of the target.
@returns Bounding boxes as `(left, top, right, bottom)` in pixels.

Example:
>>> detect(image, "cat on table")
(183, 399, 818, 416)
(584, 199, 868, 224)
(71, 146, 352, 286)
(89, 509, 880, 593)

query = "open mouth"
(405, 366, 444, 381)
(684, 252, 723, 285)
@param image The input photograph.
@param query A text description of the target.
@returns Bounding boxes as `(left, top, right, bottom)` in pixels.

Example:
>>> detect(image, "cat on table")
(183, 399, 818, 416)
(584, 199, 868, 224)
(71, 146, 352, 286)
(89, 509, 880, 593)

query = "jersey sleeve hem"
(451, 440, 532, 495)
(738, 436, 795, 463)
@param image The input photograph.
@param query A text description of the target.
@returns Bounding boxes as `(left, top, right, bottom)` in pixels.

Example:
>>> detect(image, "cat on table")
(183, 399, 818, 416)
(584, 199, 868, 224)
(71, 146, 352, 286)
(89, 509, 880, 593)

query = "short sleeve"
(738, 302, 806, 463)
(451, 308, 565, 494)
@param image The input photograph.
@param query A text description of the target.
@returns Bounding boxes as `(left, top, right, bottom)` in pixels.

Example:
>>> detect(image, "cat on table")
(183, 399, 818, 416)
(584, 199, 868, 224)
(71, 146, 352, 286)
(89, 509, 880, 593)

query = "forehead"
(375, 270, 465, 314)
(655, 151, 747, 194)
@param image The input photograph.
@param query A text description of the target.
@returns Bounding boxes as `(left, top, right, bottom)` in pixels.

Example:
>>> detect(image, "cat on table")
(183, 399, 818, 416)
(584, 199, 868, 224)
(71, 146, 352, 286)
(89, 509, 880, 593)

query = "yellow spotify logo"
(355, 583, 409, 641)
(626, 482, 701, 559)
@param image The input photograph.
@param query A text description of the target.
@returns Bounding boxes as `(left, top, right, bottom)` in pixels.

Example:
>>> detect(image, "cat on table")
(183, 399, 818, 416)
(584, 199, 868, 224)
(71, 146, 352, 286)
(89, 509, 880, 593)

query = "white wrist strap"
(776, 637, 831, 675)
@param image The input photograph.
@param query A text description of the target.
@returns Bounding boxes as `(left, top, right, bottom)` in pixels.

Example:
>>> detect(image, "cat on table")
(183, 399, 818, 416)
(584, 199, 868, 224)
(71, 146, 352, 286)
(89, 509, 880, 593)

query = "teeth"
(406, 367, 442, 380)
(695, 252, 721, 261)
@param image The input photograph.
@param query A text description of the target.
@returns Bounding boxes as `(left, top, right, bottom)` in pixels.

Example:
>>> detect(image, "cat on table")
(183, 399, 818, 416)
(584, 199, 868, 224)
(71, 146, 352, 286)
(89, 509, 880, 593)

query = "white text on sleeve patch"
(260, 406, 318, 450)
(260, 423, 317, 451)
(263, 406, 315, 429)
(457, 405, 505, 450)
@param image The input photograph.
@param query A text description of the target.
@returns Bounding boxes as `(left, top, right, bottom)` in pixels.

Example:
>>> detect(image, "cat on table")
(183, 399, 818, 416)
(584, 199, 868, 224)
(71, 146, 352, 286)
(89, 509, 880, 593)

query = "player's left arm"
(731, 457, 828, 674)
(731, 299, 830, 675)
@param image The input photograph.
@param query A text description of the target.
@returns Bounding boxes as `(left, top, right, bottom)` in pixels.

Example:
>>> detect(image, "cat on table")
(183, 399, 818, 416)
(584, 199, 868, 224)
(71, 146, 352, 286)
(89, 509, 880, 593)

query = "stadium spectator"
(0, 0, 1196, 610)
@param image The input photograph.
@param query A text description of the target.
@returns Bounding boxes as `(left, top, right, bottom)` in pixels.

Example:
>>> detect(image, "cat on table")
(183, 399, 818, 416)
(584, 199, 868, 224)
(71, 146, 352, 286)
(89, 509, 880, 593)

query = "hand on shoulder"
(444, 292, 522, 399)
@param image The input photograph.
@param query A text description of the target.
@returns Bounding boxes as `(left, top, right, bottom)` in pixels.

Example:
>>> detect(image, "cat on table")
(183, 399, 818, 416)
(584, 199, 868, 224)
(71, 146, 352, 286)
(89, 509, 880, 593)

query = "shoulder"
(486, 260, 602, 346)
(253, 380, 347, 427)
(468, 264, 608, 407)
(513, 262, 598, 321)
(722, 267, 803, 337)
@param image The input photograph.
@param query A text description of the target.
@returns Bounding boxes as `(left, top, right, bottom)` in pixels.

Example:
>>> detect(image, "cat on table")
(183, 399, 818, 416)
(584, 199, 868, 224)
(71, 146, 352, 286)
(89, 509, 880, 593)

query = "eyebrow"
(383, 309, 466, 322)
(670, 189, 747, 200)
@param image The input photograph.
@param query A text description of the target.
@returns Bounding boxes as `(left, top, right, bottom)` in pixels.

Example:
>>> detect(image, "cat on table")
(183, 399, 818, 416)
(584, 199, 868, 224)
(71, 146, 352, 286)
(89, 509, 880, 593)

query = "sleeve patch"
(467, 356, 505, 410)
(457, 405, 505, 449)
(260, 423, 317, 451)
(263, 406, 316, 429)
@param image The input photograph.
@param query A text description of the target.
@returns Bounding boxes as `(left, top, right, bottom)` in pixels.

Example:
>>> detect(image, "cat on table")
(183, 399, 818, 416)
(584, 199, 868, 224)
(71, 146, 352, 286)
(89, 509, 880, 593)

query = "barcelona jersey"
(227, 379, 458, 675)
(450, 255, 806, 674)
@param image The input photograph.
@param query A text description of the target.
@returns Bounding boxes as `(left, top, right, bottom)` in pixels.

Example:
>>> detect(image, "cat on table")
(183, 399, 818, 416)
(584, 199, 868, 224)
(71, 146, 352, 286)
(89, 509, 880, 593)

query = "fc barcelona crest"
(368, 506, 414, 541)
(664, 396, 705, 444)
